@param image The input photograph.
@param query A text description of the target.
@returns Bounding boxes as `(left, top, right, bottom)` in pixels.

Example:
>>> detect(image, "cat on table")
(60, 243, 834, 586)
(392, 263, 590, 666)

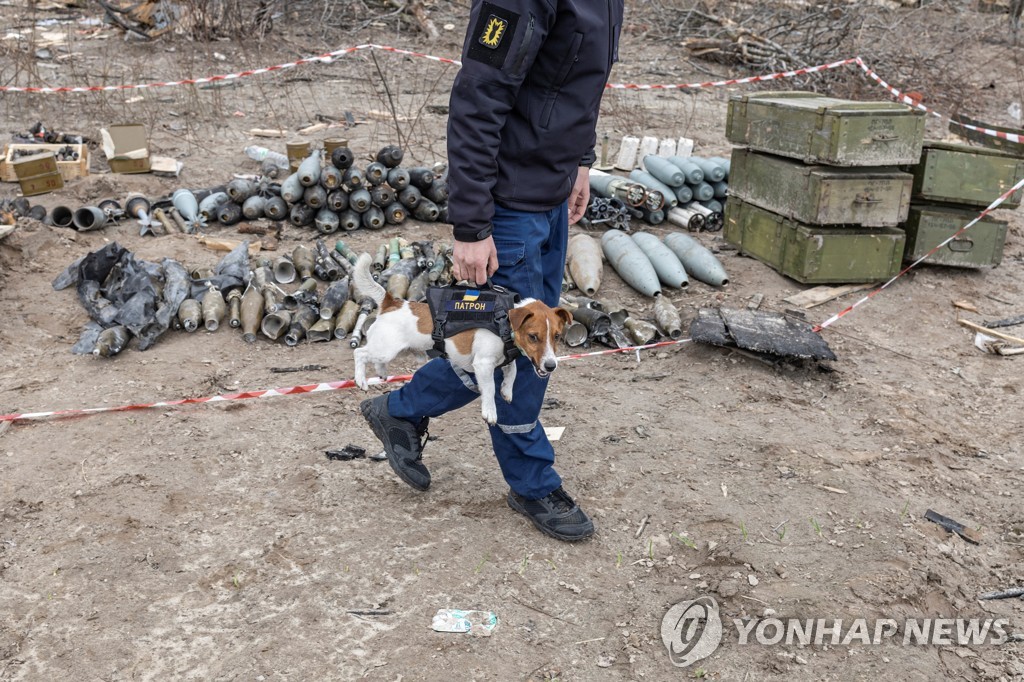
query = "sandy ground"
(1, 3, 1023, 681)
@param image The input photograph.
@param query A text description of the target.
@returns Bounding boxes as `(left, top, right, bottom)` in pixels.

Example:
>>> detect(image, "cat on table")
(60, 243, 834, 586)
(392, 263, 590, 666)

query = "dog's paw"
(500, 385, 514, 403)
(481, 402, 498, 425)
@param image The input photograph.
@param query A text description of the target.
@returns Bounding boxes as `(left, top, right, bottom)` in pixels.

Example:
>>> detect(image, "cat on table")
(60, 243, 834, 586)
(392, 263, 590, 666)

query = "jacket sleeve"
(447, 0, 556, 243)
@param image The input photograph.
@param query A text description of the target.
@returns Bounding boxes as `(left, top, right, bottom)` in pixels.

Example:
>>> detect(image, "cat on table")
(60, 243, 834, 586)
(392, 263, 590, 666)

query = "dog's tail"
(352, 252, 386, 307)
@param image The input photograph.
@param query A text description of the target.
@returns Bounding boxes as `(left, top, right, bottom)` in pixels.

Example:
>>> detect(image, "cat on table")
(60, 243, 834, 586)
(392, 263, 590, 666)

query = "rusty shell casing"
(384, 202, 406, 225)
(177, 299, 201, 333)
(365, 161, 387, 186)
(388, 238, 402, 265)
(348, 302, 374, 349)
(202, 288, 227, 332)
(320, 278, 351, 320)
(406, 270, 430, 302)
(289, 202, 316, 227)
(562, 263, 576, 292)
(386, 167, 410, 190)
(567, 233, 603, 297)
(252, 263, 272, 290)
(226, 289, 242, 328)
(632, 231, 689, 289)
(624, 316, 659, 345)
(386, 273, 410, 299)
(330, 146, 354, 171)
(284, 277, 319, 308)
(314, 240, 340, 280)
(327, 189, 349, 212)
(348, 188, 372, 213)
(93, 325, 131, 358)
(399, 242, 415, 260)
(338, 210, 361, 231)
(240, 284, 263, 343)
(373, 244, 388, 272)
(273, 254, 297, 284)
(423, 180, 449, 204)
(376, 145, 404, 168)
(227, 178, 255, 204)
(333, 299, 360, 339)
(333, 240, 359, 264)
(398, 185, 421, 209)
(362, 205, 385, 230)
(413, 198, 440, 222)
(315, 208, 340, 235)
(320, 165, 343, 191)
(260, 309, 291, 341)
(263, 288, 279, 314)
(51, 205, 74, 228)
(191, 266, 215, 281)
(303, 184, 327, 210)
(216, 201, 243, 226)
(307, 317, 335, 343)
(125, 194, 150, 220)
(428, 254, 447, 282)
(292, 245, 314, 280)
(407, 167, 434, 190)
(73, 206, 108, 232)
(663, 232, 729, 287)
(370, 185, 396, 207)
(242, 195, 267, 221)
(653, 293, 683, 339)
(281, 172, 304, 204)
(285, 304, 318, 346)
(601, 229, 662, 297)
(264, 196, 288, 221)
(570, 305, 612, 337)
(342, 167, 364, 191)
(297, 152, 322, 187)
(152, 207, 178, 234)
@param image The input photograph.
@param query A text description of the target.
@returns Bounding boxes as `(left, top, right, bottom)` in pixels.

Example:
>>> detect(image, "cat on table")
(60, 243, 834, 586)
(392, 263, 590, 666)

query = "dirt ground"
(1, 2, 1023, 681)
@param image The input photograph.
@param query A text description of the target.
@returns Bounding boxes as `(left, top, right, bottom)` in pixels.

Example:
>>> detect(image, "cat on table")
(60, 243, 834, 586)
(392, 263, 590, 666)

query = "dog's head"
(509, 301, 572, 378)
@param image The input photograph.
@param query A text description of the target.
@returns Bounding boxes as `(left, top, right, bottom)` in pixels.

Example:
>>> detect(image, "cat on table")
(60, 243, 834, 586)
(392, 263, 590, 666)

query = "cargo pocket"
(495, 239, 526, 268)
(539, 32, 584, 129)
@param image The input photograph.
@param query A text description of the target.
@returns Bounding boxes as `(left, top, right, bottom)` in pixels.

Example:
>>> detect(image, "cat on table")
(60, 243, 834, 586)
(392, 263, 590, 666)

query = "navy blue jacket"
(447, 0, 624, 242)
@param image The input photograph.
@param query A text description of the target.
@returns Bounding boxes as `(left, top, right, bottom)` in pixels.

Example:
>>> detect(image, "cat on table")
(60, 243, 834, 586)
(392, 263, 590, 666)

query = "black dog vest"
(427, 283, 520, 368)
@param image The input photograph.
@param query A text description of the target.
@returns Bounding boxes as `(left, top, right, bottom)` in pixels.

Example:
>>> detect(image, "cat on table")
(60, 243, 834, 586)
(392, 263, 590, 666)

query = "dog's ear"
(555, 307, 573, 330)
(509, 307, 533, 331)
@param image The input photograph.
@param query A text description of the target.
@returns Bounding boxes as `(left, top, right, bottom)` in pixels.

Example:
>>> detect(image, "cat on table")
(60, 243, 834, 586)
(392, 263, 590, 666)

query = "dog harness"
(427, 283, 521, 368)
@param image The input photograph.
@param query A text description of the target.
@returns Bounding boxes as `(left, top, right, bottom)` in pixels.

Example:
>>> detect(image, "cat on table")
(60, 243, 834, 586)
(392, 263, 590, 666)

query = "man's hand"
(568, 166, 590, 225)
(453, 237, 498, 285)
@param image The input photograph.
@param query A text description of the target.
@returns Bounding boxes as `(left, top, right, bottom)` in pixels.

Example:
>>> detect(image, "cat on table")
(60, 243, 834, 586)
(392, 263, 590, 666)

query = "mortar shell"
(423, 180, 448, 204)
(289, 203, 315, 227)
(384, 202, 406, 225)
(342, 167, 364, 191)
(327, 189, 349, 212)
(292, 245, 314, 280)
(315, 208, 340, 234)
(281, 173, 304, 204)
(320, 278, 351, 320)
(398, 185, 422, 209)
(408, 167, 434, 190)
(601, 229, 662, 297)
(303, 184, 327, 210)
(362, 205, 385, 230)
(216, 201, 243, 226)
(227, 178, 255, 204)
(261, 309, 292, 340)
(349, 188, 372, 213)
(264, 196, 288, 221)
(93, 325, 130, 357)
(624, 316, 659, 345)
(333, 299, 359, 339)
(653, 293, 683, 339)
(242, 195, 267, 221)
(663, 232, 729, 287)
(320, 165, 343, 191)
(365, 161, 387, 186)
(227, 289, 242, 328)
(387, 167, 410, 190)
(339, 210, 361, 231)
(202, 288, 227, 332)
(297, 152, 322, 187)
(73, 206, 108, 232)
(330, 146, 354, 170)
(567, 233, 603, 296)
(51, 205, 74, 228)
(178, 299, 201, 333)
(413, 198, 440, 222)
(370, 185, 396, 207)
(240, 284, 263, 343)
(376, 145, 404, 168)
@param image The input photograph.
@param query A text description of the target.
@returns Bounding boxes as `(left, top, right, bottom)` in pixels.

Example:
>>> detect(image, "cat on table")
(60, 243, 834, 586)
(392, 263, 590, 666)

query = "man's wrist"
(453, 224, 494, 242)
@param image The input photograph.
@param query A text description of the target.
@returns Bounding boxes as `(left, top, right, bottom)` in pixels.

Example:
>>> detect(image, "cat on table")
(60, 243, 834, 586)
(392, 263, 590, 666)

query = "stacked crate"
(902, 141, 1024, 268)
(722, 91, 926, 284)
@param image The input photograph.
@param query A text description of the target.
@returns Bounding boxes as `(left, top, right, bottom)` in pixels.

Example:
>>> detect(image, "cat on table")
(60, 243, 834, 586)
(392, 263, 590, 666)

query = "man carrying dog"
(362, 0, 623, 541)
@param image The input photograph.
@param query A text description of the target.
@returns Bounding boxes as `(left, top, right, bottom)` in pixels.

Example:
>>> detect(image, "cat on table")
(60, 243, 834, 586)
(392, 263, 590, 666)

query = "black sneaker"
(360, 393, 431, 491)
(507, 487, 595, 542)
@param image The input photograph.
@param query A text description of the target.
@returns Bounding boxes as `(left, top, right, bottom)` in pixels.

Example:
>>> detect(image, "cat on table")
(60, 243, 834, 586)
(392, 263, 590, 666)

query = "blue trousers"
(387, 202, 569, 499)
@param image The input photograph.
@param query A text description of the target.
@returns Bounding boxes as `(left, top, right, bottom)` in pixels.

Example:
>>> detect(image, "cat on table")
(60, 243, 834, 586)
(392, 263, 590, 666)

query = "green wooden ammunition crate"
(902, 203, 1008, 268)
(910, 141, 1024, 209)
(724, 197, 906, 284)
(728, 148, 913, 227)
(726, 91, 926, 167)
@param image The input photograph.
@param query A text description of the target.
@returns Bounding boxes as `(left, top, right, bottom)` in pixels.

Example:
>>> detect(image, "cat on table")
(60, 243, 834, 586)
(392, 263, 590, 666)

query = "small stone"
(748, 574, 759, 586)
(718, 578, 740, 598)
(597, 654, 616, 668)
(795, 655, 808, 665)
(689, 573, 702, 580)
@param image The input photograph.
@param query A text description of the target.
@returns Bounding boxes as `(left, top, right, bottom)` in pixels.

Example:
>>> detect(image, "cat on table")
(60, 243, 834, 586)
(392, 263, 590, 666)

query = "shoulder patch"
(466, 2, 519, 69)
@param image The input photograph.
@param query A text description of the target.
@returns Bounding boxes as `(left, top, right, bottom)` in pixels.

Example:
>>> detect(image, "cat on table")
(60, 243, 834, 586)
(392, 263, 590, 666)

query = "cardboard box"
(12, 152, 64, 196)
(103, 124, 151, 174)
(1, 143, 89, 183)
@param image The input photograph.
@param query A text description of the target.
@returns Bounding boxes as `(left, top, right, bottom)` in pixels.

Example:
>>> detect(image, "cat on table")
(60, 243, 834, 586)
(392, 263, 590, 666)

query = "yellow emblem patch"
(479, 15, 507, 49)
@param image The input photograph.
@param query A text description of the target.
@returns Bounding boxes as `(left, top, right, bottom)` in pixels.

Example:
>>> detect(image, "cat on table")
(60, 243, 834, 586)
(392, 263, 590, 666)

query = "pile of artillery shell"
(199, 145, 451, 233)
(628, 155, 729, 230)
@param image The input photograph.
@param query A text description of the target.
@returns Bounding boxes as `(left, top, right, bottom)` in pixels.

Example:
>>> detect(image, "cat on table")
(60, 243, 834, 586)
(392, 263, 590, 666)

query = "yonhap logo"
(661, 596, 724, 668)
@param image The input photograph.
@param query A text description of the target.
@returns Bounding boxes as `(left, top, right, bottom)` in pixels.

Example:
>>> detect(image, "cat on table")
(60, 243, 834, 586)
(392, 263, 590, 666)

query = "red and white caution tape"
(605, 58, 858, 90)
(815, 175, 1024, 332)
(0, 339, 691, 424)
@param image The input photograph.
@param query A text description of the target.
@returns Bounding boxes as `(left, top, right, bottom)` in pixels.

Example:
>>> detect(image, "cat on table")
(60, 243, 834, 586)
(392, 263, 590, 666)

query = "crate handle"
(854, 194, 883, 204)
(872, 133, 900, 142)
(948, 238, 974, 252)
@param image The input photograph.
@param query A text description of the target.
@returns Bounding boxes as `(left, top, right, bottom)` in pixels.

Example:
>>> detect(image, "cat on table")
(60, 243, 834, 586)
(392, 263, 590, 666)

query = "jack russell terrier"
(352, 253, 571, 424)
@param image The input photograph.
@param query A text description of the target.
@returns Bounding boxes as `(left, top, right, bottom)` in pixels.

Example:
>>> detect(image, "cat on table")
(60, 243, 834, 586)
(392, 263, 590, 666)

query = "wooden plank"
(783, 283, 875, 309)
(958, 318, 1024, 345)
